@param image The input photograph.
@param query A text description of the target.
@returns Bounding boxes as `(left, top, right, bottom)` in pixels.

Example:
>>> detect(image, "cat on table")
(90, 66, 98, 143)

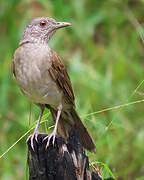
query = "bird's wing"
(11, 60, 16, 78)
(48, 49, 75, 106)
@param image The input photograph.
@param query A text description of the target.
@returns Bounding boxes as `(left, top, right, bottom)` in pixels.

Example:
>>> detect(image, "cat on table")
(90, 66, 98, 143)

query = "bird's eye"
(40, 20, 47, 27)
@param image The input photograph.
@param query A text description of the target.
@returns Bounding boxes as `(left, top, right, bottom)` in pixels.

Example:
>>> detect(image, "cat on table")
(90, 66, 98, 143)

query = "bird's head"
(20, 17, 71, 45)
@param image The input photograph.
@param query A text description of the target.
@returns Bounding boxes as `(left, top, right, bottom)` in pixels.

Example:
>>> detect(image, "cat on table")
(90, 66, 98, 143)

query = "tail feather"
(47, 105, 96, 153)
(70, 108, 96, 153)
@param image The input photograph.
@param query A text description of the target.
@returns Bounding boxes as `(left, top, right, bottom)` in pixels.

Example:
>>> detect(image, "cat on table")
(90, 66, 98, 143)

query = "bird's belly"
(22, 81, 62, 107)
(25, 84, 62, 107)
(16, 64, 62, 107)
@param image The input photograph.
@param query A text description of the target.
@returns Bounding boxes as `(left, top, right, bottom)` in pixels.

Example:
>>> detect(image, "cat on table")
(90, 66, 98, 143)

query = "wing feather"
(48, 49, 75, 105)
(11, 60, 16, 77)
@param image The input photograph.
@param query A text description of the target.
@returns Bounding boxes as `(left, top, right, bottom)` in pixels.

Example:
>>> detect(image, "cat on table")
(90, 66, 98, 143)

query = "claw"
(43, 131, 57, 149)
(26, 130, 42, 151)
(43, 104, 62, 149)
(26, 107, 45, 151)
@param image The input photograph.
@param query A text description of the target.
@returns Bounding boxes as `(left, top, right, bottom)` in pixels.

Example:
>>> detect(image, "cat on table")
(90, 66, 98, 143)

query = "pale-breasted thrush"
(12, 17, 96, 152)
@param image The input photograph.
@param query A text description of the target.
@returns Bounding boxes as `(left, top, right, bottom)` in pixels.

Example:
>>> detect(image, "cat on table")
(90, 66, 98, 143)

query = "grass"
(0, 0, 144, 179)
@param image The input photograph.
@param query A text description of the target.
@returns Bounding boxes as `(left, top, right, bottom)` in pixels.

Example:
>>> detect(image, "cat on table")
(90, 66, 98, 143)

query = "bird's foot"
(43, 130, 57, 149)
(26, 130, 44, 151)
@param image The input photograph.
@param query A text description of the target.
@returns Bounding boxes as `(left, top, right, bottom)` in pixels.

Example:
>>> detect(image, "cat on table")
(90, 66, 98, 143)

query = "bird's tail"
(47, 105, 96, 153)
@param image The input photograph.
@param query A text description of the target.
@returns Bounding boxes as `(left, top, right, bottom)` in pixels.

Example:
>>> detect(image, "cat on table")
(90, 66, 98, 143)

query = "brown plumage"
(12, 17, 96, 152)
(48, 49, 75, 105)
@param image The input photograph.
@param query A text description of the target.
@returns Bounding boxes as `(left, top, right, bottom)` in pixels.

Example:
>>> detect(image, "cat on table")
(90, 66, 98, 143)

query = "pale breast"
(13, 43, 63, 107)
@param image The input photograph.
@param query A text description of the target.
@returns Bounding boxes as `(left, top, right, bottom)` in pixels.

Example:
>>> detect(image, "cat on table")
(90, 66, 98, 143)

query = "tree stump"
(27, 130, 114, 180)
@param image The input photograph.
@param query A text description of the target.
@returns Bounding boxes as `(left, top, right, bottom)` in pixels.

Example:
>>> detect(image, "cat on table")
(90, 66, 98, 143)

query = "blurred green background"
(0, 0, 144, 179)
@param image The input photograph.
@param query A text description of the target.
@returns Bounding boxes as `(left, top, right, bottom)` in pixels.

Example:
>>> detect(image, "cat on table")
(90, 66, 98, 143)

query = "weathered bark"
(27, 130, 114, 180)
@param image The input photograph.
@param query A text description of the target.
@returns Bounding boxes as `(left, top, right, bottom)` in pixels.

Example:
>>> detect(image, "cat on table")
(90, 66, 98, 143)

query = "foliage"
(0, 0, 144, 179)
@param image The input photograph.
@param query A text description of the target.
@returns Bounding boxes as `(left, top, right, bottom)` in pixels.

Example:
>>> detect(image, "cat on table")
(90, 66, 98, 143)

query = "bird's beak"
(55, 22, 71, 29)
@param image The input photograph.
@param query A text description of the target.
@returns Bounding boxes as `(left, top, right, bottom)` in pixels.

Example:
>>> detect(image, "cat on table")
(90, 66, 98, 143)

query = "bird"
(11, 17, 96, 152)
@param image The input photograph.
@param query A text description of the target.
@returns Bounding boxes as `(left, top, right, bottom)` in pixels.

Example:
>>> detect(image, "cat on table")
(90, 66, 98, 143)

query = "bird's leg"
(26, 106, 45, 150)
(43, 104, 62, 148)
